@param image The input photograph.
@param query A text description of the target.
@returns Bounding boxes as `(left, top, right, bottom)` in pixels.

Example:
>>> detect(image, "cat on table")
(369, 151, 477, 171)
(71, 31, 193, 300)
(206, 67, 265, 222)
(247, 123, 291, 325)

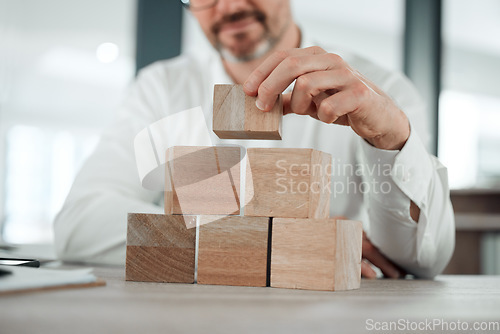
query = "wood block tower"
(213, 84, 282, 140)
(126, 84, 363, 291)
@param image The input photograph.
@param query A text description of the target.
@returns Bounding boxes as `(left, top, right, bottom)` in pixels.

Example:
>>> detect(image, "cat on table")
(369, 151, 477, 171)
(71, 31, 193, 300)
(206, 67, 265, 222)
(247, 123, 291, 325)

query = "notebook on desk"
(0, 265, 105, 295)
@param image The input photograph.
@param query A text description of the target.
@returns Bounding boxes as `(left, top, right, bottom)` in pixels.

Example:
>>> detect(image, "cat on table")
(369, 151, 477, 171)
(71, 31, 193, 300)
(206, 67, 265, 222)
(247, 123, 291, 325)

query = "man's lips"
(218, 17, 260, 34)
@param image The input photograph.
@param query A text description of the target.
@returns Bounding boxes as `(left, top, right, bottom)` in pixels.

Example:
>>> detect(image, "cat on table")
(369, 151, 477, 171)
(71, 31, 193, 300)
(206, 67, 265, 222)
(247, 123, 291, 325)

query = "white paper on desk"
(0, 265, 97, 293)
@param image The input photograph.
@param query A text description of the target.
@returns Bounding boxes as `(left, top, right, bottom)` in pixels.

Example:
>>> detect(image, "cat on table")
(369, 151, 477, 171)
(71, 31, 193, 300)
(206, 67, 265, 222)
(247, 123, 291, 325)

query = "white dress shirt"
(54, 35, 455, 278)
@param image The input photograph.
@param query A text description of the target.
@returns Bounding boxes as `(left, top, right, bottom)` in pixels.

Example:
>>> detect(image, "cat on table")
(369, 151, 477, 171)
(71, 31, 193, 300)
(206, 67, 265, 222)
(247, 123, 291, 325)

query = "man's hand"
(243, 46, 410, 150)
(362, 231, 405, 279)
(330, 217, 404, 279)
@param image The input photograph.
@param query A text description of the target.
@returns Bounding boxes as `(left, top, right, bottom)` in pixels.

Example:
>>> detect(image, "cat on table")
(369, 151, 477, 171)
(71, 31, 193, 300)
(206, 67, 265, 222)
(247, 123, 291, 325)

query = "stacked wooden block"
(126, 84, 362, 291)
(213, 84, 283, 140)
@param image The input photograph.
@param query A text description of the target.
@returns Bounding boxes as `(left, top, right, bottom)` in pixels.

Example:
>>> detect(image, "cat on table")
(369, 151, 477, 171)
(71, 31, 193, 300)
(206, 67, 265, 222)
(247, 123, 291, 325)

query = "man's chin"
(217, 38, 275, 63)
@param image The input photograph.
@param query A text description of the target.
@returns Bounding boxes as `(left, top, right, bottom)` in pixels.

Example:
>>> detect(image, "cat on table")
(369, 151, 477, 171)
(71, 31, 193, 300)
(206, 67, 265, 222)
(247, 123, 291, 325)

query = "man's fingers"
(289, 69, 351, 115)
(365, 253, 401, 279)
(361, 260, 377, 279)
(282, 93, 293, 115)
(363, 235, 402, 279)
(283, 92, 319, 119)
(315, 90, 358, 124)
(243, 46, 327, 97)
(254, 53, 347, 111)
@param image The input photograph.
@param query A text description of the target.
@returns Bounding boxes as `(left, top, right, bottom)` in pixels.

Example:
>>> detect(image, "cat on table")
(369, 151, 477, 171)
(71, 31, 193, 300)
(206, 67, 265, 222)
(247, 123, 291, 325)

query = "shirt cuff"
(358, 123, 434, 208)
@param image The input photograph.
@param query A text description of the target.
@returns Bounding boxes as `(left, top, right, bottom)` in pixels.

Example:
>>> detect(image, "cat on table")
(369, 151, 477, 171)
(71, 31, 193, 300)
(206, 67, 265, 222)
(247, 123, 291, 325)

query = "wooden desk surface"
(1, 266, 499, 334)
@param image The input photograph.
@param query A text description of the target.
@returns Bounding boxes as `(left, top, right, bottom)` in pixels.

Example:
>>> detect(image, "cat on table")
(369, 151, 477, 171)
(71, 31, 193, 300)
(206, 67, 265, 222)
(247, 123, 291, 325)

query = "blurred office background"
(0, 0, 499, 273)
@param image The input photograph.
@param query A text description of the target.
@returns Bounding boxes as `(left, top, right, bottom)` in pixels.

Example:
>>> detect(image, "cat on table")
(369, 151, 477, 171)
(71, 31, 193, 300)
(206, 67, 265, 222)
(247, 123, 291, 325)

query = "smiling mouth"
(219, 17, 259, 34)
(212, 10, 266, 35)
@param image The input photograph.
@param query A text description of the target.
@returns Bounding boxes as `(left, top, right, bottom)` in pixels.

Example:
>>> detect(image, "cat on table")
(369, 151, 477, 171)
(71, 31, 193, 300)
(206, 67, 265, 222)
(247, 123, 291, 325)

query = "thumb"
(282, 93, 319, 120)
(282, 93, 292, 115)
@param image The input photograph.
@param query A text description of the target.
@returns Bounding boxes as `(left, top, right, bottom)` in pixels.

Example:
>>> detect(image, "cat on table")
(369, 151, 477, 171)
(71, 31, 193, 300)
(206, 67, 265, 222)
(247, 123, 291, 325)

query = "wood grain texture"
(164, 146, 241, 215)
(126, 213, 196, 283)
(213, 84, 282, 140)
(197, 215, 270, 287)
(7, 268, 500, 334)
(309, 150, 332, 219)
(334, 220, 363, 290)
(244, 148, 331, 218)
(271, 218, 362, 291)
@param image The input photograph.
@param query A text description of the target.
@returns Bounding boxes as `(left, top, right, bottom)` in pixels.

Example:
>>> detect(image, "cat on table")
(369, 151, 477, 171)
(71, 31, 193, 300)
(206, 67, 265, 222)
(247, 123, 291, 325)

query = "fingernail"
(244, 81, 256, 92)
(255, 98, 266, 111)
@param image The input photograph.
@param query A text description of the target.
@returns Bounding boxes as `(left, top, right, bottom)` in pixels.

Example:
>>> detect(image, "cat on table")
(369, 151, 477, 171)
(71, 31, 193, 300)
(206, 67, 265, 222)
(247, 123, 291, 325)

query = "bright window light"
(96, 42, 120, 63)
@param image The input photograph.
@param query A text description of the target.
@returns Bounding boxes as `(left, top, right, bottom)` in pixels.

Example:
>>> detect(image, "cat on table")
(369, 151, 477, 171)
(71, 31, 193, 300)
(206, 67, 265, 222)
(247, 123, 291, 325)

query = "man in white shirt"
(54, 0, 455, 279)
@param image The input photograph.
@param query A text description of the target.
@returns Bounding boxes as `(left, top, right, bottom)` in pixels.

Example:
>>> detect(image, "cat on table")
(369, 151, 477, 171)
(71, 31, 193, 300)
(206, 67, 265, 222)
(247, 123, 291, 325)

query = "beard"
(217, 33, 279, 63)
(211, 10, 281, 63)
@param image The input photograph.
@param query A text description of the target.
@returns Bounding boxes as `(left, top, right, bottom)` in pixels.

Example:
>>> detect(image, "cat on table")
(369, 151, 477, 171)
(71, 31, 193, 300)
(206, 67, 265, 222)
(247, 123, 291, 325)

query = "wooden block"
(213, 84, 282, 140)
(126, 213, 196, 283)
(244, 148, 331, 218)
(164, 146, 241, 215)
(197, 215, 270, 287)
(271, 218, 362, 291)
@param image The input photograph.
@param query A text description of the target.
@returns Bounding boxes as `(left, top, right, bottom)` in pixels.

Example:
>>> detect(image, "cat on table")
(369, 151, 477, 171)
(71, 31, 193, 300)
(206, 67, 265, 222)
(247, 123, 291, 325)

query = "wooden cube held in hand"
(213, 84, 282, 140)
(271, 218, 363, 291)
(126, 213, 196, 283)
(165, 146, 241, 215)
(244, 148, 331, 218)
(197, 215, 270, 287)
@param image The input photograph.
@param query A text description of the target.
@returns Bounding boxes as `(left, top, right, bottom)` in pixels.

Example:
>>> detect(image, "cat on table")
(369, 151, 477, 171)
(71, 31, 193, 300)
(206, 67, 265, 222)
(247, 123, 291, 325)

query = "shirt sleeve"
(357, 124, 455, 278)
(53, 66, 167, 265)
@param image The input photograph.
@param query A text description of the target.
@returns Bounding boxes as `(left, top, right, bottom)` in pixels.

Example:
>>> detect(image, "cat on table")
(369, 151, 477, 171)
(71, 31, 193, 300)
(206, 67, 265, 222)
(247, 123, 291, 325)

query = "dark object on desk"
(0, 258, 40, 268)
(0, 243, 15, 251)
(0, 267, 12, 276)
